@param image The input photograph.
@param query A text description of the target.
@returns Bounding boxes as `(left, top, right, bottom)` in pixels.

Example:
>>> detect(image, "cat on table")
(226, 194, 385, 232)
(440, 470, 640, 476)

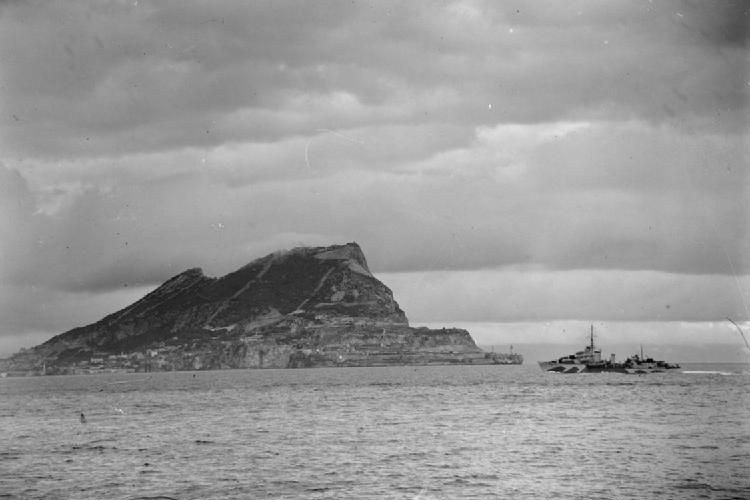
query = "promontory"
(1, 242, 521, 375)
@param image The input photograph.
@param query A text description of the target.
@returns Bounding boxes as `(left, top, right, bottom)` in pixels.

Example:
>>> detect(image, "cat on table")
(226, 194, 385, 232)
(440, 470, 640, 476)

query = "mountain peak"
(311, 242, 371, 277)
(181, 267, 205, 276)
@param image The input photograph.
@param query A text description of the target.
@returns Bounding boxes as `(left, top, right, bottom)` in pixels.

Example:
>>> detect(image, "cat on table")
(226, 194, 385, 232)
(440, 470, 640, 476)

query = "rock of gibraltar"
(1, 242, 522, 375)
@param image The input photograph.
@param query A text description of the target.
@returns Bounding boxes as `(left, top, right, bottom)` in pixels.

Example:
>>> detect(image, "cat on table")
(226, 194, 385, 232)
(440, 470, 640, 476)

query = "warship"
(538, 325, 680, 374)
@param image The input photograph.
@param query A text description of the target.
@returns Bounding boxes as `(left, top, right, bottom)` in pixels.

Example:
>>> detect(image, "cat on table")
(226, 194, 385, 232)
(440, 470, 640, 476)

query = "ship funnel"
(610, 353, 616, 364)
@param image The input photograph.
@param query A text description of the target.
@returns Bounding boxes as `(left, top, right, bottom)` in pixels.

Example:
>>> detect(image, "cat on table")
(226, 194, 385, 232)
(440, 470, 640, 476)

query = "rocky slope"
(1, 242, 521, 375)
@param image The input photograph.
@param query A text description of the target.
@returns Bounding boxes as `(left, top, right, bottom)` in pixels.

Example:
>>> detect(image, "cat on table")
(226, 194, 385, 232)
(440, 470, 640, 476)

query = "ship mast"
(590, 324, 594, 350)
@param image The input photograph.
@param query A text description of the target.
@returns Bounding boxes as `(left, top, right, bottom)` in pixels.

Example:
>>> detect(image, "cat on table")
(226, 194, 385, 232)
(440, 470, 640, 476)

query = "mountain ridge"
(1, 242, 522, 375)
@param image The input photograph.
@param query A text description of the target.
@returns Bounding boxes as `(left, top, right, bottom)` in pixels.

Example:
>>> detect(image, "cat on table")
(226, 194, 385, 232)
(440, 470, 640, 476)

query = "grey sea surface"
(1, 363, 748, 500)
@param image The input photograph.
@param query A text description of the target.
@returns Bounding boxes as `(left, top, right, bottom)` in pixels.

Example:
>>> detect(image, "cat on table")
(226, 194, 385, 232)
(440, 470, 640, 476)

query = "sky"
(0, 0, 748, 360)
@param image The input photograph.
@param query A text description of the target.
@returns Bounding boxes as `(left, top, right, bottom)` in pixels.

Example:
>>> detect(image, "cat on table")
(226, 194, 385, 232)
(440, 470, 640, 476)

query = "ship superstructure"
(538, 325, 680, 374)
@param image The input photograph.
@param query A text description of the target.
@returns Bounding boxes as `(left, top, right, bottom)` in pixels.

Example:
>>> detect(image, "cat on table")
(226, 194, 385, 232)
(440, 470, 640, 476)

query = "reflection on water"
(1, 363, 748, 499)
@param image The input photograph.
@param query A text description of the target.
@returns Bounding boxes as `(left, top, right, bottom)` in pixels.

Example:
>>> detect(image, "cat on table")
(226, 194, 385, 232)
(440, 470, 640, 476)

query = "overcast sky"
(1, 0, 748, 358)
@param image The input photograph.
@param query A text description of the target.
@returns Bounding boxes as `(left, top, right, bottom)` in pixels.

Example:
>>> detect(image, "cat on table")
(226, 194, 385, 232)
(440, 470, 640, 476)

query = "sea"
(1, 363, 748, 500)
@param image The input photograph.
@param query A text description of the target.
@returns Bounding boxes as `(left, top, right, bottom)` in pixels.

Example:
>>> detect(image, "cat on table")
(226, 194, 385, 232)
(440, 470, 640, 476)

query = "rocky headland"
(0, 242, 521, 375)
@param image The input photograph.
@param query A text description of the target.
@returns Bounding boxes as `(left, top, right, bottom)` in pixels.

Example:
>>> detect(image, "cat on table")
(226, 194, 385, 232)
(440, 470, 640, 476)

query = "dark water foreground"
(1, 363, 748, 499)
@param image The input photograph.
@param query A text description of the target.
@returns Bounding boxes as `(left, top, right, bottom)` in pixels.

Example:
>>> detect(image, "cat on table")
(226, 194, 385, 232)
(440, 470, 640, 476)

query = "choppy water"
(1, 363, 748, 500)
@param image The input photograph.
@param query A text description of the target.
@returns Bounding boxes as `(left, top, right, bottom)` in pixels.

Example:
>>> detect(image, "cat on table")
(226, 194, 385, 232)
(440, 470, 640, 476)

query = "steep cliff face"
(4, 242, 515, 374)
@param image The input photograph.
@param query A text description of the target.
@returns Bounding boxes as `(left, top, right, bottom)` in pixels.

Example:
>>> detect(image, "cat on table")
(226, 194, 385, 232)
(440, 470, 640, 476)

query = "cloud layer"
(0, 1, 748, 353)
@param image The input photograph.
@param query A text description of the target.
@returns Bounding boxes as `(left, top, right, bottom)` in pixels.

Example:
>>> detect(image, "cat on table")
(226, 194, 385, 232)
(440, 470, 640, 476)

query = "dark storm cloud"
(0, 169, 243, 291)
(2, 0, 747, 159)
(673, 0, 749, 46)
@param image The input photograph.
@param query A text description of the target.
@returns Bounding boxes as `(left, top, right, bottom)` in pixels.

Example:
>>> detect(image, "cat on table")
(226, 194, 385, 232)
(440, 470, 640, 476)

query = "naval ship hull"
(538, 361, 627, 374)
(538, 361, 674, 374)
(538, 325, 680, 374)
